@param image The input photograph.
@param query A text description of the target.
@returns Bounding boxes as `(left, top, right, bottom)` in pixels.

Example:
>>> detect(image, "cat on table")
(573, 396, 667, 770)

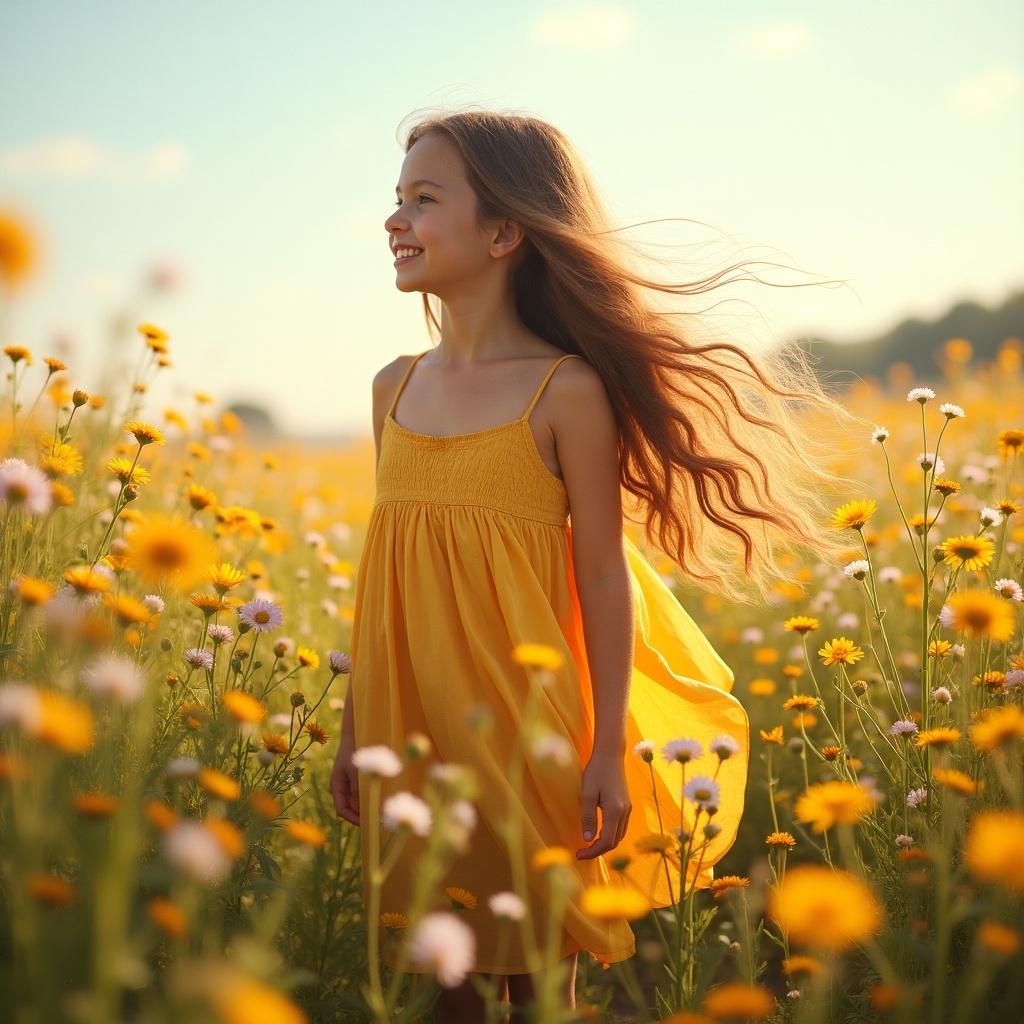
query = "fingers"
(576, 804, 631, 860)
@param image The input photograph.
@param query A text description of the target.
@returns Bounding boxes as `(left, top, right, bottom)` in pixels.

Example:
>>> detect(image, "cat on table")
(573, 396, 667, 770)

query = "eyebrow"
(395, 178, 445, 194)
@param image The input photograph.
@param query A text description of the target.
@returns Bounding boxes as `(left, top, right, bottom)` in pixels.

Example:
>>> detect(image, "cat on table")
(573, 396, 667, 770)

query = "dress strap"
(520, 353, 584, 420)
(387, 351, 429, 417)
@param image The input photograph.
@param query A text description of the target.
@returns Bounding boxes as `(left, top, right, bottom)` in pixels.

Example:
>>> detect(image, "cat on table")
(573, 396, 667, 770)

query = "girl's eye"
(393, 195, 432, 206)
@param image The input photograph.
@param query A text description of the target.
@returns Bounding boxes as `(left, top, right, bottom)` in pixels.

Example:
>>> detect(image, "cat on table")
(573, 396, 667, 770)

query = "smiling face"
(384, 132, 523, 299)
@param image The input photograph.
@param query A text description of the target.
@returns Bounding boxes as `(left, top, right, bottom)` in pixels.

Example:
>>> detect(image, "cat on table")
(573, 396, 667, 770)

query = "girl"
(331, 109, 859, 1020)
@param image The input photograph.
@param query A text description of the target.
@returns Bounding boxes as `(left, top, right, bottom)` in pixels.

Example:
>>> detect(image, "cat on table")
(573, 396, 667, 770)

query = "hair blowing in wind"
(396, 106, 868, 606)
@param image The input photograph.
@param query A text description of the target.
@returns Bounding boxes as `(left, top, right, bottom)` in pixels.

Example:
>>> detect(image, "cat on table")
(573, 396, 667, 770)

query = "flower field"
(1, 299, 1023, 1022)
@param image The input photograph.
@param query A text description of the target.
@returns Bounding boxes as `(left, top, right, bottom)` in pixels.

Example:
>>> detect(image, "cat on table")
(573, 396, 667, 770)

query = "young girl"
(331, 109, 857, 1019)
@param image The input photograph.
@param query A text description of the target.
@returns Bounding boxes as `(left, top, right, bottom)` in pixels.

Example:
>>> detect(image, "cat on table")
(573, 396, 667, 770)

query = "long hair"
(396, 106, 870, 606)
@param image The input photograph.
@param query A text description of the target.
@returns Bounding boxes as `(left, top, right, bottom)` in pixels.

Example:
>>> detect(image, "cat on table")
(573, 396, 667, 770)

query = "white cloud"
(530, 2, 636, 51)
(737, 21, 811, 60)
(950, 65, 1021, 119)
(0, 135, 188, 183)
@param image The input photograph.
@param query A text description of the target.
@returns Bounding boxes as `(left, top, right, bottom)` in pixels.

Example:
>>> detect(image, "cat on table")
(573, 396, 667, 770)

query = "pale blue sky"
(2, 1, 1021, 436)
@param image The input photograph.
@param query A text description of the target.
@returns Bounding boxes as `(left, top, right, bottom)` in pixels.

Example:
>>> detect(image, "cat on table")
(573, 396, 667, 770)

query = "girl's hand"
(576, 750, 631, 860)
(331, 694, 360, 826)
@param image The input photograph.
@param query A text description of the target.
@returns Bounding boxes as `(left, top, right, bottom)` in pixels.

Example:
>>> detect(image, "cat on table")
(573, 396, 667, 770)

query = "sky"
(1, 0, 1022, 437)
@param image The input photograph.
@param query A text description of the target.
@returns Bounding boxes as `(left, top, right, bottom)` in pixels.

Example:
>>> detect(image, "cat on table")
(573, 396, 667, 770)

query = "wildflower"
(931, 686, 953, 704)
(769, 865, 882, 952)
(895, 834, 914, 848)
(820, 745, 842, 761)
(166, 757, 202, 778)
(750, 678, 776, 696)
(994, 578, 1024, 601)
(105, 457, 150, 486)
(0, 458, 53, 515)
(221, 690, 265, 724)
(407, 912, 476, 987)
(163, 821, 233, 885)
(4, 344, 32, 364)
(760, 725, 784, 744)
(917, 452, 945, 476)
(794, 781, 878, 831)
(906, 387, 936, 403)
(205, 562, 246, 594)
(11, 575, 55, 607)
(143, 594, 165, 614)
(25, 874, 77, 906)
(976, 921, 1021, 957)
(997, 429, 1024, 457)
(915, 727, 961, 750)
(184, 647, 214, 671)
(124, 420, 165, 446)
(964, 810, 1024, 894)
(198, 768, 241, 801)
(979, 506, 1002, 527)
(939, 402, 965, 418)
(489, 892, 526, 921)
(877, 566, 903, 583)
(663, 738, 703, 764)
(702, 983, 775, 1020)
(351, 745, 402, 778)
(103, 593, 152, 627)
(933, 478, 961, 496)
(831, 499, 877, 531)
(783, 615, 819, 633)
(843, 560, 870, 580)
(148, 898, 188, 938)
(533, 846, 572, 870)
(970, 705, 1024, 752)
(709, 876, 751, 900)
(633, 739, 655, 762)
(933, 768, 977, 796)
(940, 590, 1016, 641)
(889, 719, 919, 738)
(818, 637, 865, 667)
(532, 733, 572, 765)
(296, 647, 319, 670)
(304, 721, 328, 744)
(80, 653, 145, 703)
(929, 639, 953, 658)
(709, 735, 740, 760)
(938, 534, 995, 571)
(125, 515, 218, 592)
(782, 955, 822, 976)
(870, 426, 889, 443)
(238, 598, 283, 633)
(381, 792, 433, 836)
(907, 787, 928, 809)
(285, 820, 327, 847)
(511, 642, 564, 671)
(73, 792, 119, 817)
(191, 593, 227, 616)
(783, 695, 818, 711)
(207, 624, 234, 645)
(580, 884, 651, 921)
(683, 775, 719, 810)
(38, 440, 83, 478)
(766, 831, 796, 848)
(187, 483, 217, 510)
(328, 649, 350, 674)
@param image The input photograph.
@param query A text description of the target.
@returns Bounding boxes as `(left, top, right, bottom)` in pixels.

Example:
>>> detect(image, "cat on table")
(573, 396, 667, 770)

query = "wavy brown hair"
(396, 106, 871, 606)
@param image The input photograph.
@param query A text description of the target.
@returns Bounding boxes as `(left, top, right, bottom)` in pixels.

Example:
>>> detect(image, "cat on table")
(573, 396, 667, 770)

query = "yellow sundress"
(350, 350, 749, 976)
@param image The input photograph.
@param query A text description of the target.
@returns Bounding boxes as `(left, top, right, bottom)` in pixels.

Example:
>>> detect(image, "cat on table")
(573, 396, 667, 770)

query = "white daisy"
(877, 566, 903, 584)
(531, 733, 573, 766)
(663, 738, 703, 764)
(917, 452, 945, 475)
(906, 387, 936, 403)
(633, 739, 655, 762)
(184, 647, 214, 670)
(328, 650, 350, 674)
(843, 559, 870, 580)
(979, 507, 1002, 527)
(709, 735, 740, 760)
(143, 594, 165, 614)
(80, 653, 145, 703)
(488, 892, 526, 921)
(163, 821, 233, 885)
(166, 756, 202, 778)
(837, 611, 860, 631)
(0, 682, 42, 731)
(994, 578, 1023, 601)
(939, 402, 965, 419)
(381, 792, 432, 836)
(407, 912, 476, 987)
(0, 458, 53, 515)
(870, 426, 890, 443)
(351, 744, 403, 778)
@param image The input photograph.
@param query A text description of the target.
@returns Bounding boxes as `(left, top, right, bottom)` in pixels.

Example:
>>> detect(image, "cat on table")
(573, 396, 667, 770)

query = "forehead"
(396, 133, 465, 189)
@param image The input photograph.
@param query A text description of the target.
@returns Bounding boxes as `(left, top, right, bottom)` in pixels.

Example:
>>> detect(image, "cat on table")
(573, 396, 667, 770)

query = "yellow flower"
(206, 562, 247, 594)
(33, 689, 94, 754)
(38, 439, 83, 478)
(63, 566, 111, 595)
(749, 678, 776, 696)
(137, 322, 169, 344)
(191, 593, 228, 616)
(964, 811, 1024, 894)
(106, 457, 151, 486)
(4, 344, 32, 364)
(915, 727, 961, 750)
(198, 768, 241, 801)
(702, 983, 775, 1020)
(794, 781, 878, 832)
(783, 615, 819, 634)
(187, 483, 217, 510)
(144, 800, 178, 831)
(205, 817, 246, 858)
(124, 420, 165, 446)
(0, 212, 37, 287)
(210, 977, 308, 1024)
(102, 593, 152, 626)
(831, 498, 877, 531)
(943, 589, 1016, 642)
(769, 865, 882, 951)
(221, 690, 266, 724)
(933, 478, 961, 496)
(50, 482, 75, 507)
(634, 832, 676, 856)
(580, 884, 650, 921)
(380, 912, 409, 930)
(72, 792, 119, 817)
(532, 846, 572, 871)
(938, 534, 995, 571)
(996, 429, 1024, 458)
(709, 875, 751, 900)
(303, 721, 328, 744)
(25, 873, 76, 906)
(932, 767, 978, 796)
(13, 575, 54, 606)
(782, 955, 822, 976)
(976, 921, 1021, 957)
(783, 694, 818, 711)
(445, 886, 477, 910)
(512, 642, 565, 671)
(262, 733, 288, 756)
(970, 705, 1024, 752)
(817, 637, 865, 667)
(928, 639, 953, 658)
(285, 820, 327, 848)
(296, 647, 319, 670)
(148, 898, 188, 938)
(759, 725, 784, 745)
(766, 831, 796, 848)
(125, 514, 218, 592)
(248, 790, 282, 820)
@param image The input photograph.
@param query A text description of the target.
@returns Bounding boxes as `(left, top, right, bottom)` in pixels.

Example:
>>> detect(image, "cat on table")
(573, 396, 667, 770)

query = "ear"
(490, 218, 527, 261)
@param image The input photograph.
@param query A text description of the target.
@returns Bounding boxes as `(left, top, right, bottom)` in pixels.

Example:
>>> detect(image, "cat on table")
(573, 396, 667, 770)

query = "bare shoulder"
(372, 353, 417, 411)
(549, 355, 617, 439)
